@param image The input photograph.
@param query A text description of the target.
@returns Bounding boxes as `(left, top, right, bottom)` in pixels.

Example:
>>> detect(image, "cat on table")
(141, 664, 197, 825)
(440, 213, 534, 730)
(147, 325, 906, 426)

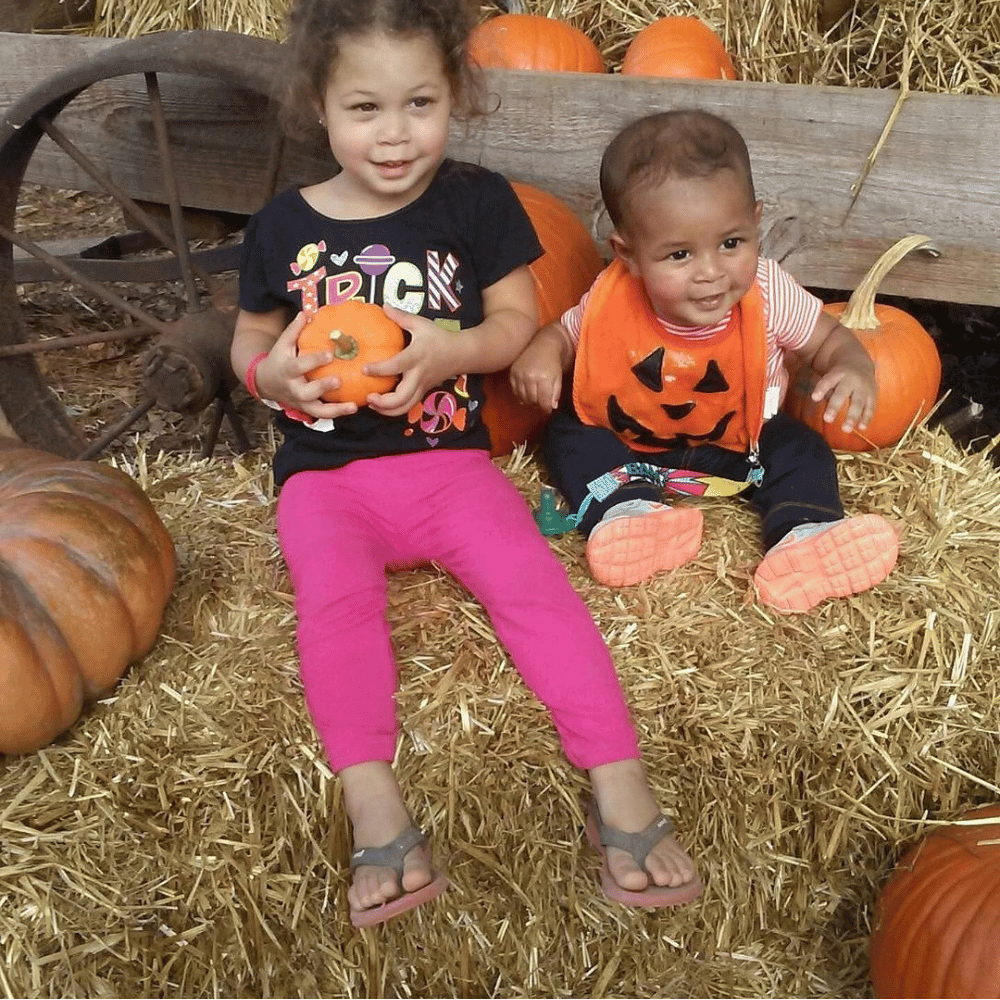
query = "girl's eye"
(352, 102, 377, 113)
(412, 96, 433, 108)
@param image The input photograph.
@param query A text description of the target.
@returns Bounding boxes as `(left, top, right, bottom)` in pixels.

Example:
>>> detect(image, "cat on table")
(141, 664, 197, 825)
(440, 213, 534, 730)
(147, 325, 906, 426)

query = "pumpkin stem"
(841, 235, 939, 330)
(329, 330, 359, 361)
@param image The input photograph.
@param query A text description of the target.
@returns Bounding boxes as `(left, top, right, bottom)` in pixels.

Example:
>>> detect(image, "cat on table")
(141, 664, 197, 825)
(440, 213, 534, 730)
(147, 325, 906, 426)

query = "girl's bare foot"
(340, 761, 435, 912)
(588, 758, 698, 893)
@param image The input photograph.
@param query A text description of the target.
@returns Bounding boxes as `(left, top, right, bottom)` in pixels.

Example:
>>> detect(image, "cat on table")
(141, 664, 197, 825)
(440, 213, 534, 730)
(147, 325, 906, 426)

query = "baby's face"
(615, 170, 761, 328)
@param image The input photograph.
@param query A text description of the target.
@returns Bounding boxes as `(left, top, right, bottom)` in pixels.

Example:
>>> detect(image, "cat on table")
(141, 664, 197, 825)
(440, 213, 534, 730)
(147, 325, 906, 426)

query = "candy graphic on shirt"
(354, 244, 396, 302)
(290, 240, 327, 276)
(403, 388, 468, 445)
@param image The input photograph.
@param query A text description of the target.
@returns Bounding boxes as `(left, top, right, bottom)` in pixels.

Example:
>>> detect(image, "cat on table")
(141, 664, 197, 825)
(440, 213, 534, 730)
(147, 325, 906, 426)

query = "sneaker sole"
(754, 514, 898, 613)
(586, 506, 703, 587)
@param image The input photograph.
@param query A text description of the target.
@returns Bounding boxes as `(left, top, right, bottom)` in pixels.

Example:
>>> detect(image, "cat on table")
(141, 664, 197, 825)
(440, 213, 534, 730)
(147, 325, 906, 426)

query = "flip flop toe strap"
(599, 813, 674, 867)
(350, 825, 426, 878)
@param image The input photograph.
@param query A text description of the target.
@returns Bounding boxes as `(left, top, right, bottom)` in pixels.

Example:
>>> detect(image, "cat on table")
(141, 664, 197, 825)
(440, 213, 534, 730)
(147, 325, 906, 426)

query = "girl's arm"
(364, 265, 539, 417)
(790, 310, 877, 434)
(509, 321, 576, 413)
(231, 307, 359, 421)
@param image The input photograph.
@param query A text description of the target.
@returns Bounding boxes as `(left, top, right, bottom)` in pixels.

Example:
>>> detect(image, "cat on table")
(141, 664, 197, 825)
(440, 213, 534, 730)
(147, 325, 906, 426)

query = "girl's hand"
(810, 363, 877, 434)
(509, 324, 572, 413)
(362, 304, 464, 417)
(254, 312, 360, 421)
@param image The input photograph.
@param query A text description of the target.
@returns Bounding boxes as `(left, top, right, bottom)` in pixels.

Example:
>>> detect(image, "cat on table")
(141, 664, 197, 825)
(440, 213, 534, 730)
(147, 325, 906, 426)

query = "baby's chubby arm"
(231, 308, 360, 420)
(791, 310, 877, 434)
(509, 321, 577, 413)
(363, 265, 538, 417)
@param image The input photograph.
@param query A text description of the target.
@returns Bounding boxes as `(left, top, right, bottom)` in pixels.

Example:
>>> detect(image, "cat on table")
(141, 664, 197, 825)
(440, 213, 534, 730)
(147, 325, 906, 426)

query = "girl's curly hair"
(279, 0, 484, 140)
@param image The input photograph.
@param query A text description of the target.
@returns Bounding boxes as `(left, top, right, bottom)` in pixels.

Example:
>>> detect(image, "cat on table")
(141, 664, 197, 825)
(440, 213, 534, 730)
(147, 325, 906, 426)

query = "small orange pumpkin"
(621, 16, 737, 80)
(481, 182, 605, 457)
(869, 804, 1000, 998)
(783, 235, 942, 451)
(468, 12, 605, 73)
(299, 301, 405, 405)
(0, 440, 176, 755)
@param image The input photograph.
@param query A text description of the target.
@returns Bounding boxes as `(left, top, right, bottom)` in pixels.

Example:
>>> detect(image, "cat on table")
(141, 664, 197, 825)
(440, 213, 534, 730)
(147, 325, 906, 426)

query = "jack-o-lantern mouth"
(607, 394, 735, 450)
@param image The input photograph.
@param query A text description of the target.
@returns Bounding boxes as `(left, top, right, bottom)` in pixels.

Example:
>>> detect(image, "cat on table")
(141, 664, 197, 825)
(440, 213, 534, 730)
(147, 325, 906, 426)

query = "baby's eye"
(722, 237, 742, 250)
(667, 249, 690, 262)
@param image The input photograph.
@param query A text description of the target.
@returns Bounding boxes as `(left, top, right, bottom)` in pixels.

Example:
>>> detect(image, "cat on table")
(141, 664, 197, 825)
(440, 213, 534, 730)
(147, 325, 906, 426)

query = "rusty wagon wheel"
(0, 30, 308, 459)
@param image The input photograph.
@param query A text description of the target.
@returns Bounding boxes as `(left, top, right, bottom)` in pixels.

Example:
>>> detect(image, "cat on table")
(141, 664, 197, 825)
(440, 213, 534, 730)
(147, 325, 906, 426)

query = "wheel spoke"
(0, 322, 151, 357)
(144, 71, 202, 311)
(36, 114, 215, 288)
(77, 395, 156, 460)
(0, 218, 172, 336)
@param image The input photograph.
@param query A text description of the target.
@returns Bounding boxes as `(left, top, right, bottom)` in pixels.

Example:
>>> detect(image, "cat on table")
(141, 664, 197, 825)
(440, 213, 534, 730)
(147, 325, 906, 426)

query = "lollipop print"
(353, 244, 396, 302)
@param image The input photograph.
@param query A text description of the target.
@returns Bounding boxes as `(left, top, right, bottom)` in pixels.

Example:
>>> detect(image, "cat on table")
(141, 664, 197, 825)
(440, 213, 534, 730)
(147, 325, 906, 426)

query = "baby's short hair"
(600, 109, 756, 234)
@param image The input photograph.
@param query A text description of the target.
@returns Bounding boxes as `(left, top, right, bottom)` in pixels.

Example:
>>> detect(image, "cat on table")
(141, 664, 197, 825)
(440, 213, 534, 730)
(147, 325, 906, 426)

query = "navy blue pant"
(541, 410, 844, 551)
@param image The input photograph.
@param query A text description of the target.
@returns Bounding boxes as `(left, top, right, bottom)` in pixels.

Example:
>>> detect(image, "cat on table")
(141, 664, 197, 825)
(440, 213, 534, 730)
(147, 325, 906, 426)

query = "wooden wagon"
(0, 28, 998, 461)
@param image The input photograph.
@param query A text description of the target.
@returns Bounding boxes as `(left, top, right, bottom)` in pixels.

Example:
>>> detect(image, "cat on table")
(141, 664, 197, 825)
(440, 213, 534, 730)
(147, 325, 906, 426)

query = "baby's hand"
(363, 304, 461, 416)
(509, 330, 568, 413)
(810, 361, 877, 434)
(254, 312, 360, 421)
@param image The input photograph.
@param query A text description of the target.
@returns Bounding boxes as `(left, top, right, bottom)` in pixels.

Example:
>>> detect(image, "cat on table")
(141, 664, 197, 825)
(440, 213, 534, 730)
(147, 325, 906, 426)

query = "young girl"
(511, 109, 898, 613)
(232, 0, 701, 927)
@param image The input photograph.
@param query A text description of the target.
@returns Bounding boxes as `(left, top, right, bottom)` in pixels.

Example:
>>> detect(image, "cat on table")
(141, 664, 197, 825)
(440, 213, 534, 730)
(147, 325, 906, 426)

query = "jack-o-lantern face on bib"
(607, 347, 738, 451)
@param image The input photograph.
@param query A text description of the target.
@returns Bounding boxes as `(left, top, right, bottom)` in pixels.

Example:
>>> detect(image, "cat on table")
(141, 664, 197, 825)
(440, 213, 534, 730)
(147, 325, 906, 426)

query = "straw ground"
(1, 414, 998, 998)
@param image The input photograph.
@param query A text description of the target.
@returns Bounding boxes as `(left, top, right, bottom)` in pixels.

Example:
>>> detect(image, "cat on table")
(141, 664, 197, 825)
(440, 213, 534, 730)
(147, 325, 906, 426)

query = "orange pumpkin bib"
(572, 260, 767, 456)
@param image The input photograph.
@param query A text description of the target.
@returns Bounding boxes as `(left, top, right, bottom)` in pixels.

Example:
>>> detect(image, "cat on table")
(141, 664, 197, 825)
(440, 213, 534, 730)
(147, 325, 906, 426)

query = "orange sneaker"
(586, 500, 703, 587)
(754, 514, 898, 613)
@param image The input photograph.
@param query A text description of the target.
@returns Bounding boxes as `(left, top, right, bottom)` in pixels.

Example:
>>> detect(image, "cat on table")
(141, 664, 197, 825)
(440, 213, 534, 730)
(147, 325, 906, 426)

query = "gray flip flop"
(349, 825, 449, 928)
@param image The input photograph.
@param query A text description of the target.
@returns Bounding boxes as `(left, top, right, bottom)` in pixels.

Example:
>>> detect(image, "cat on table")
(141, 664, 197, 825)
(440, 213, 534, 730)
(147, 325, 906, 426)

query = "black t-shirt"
(238, 159, 543, 488)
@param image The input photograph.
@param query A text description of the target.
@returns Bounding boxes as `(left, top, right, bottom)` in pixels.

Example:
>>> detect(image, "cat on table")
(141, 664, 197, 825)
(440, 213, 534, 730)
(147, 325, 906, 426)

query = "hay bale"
(86, 0, 1000, 95)
(1, 417, 998, 998)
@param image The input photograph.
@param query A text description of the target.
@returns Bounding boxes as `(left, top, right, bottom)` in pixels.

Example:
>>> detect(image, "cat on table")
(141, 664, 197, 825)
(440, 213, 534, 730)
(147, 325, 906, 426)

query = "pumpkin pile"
(0, 441, 176, 754)
(869, 805, 1000, 998)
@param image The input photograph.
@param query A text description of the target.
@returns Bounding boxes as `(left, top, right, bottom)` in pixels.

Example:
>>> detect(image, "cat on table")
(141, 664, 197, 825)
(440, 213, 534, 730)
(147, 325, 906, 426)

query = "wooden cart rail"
(2, 29, 999, 306)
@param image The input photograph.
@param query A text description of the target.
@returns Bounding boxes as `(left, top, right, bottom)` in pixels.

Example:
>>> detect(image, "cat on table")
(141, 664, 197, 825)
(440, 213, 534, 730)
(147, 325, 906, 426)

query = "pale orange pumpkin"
(783, 235, 942, 451)
(621, 16, 737, 80)
(299, 300, 405, 405)
(869, 804, 1000, 998)
(0, 440, 176, 755)
(468, 12, 605, 73)
(481, 182, 605, 457)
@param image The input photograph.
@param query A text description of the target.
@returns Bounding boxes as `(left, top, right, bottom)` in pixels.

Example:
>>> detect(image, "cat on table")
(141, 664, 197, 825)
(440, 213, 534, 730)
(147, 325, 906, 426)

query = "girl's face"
(611, 170, 762, 328)
(319, 30, 454, 216)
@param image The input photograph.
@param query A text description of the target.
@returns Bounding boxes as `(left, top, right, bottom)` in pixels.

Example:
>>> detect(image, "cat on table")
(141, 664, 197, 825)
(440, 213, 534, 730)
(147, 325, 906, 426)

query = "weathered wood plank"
(2, 31, 999, 305)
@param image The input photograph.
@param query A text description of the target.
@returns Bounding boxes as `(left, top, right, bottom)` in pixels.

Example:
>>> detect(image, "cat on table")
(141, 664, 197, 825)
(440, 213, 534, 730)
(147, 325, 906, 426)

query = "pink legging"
(276, 449, 639, 772)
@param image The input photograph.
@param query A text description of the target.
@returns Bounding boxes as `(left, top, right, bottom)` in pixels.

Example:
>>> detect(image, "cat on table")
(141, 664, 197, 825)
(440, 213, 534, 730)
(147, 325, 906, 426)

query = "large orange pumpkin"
(869, 804, 1000, 998)
(783, 235, 942, 451)
(621, 16, 737, 80)
(468, 12, 605, 73)
(0, 440, 176, 755)
(298, 300, 405, 405)
(481, 182, 605, 457)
